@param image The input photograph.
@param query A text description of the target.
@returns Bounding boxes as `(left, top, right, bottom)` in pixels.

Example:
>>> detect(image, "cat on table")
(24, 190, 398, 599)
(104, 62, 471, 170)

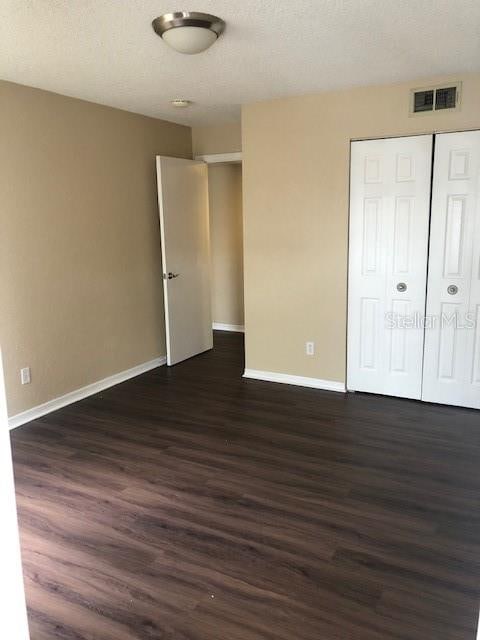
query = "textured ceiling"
(1, 0, 479, 126)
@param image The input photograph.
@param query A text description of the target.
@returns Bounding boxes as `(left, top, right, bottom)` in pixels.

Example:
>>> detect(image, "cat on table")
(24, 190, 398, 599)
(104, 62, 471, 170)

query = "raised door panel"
(392, 197, 413, 274)
(467, 199, 480, 398)
(359, 297, 380, 371)
(472, 305, 480, 385)
(443, 196, 467, 278)
(388, 298, 410, 374)
(362, 198, 381, 275)
(437, 303, 461, 381)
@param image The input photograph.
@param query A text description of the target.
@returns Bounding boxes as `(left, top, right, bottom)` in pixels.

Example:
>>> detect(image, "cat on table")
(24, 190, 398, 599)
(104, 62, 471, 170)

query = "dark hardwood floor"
(11, 331, 480, 640)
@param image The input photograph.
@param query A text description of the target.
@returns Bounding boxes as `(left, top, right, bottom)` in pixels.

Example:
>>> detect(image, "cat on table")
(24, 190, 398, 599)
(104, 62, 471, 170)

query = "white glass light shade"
(162, 26, 217, 54)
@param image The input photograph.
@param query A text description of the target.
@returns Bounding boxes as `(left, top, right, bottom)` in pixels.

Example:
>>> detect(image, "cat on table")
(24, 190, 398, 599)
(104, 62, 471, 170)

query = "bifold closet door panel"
(347, 135, 433, 399)
(422, 131, 480, 410)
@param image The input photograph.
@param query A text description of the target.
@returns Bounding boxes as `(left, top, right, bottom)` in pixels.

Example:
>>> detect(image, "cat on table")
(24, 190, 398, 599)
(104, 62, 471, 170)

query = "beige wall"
(0, 81, 191, 416)
(192, 122, 242, 155)
(242, 73, 480, 382)
(208, 164, 244, 326)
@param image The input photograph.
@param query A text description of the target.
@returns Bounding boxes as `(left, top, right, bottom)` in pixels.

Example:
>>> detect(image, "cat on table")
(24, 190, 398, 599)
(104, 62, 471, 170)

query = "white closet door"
(348, 135, 433, 399)
(422, 131, 480, 409)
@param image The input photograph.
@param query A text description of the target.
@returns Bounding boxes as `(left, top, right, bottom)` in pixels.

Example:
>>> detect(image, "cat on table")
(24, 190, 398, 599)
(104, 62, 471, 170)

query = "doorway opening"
(156, 152, 244, 366)
(207, 160, 244, 335)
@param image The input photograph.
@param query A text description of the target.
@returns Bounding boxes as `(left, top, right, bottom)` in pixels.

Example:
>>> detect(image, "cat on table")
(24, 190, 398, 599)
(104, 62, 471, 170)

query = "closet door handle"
(447, 284, 458, 295)
(396, 282, 407, 292)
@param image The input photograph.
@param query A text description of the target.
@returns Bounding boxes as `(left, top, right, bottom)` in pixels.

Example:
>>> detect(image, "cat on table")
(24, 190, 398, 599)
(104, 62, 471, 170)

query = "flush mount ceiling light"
(152, 11, 225, 55)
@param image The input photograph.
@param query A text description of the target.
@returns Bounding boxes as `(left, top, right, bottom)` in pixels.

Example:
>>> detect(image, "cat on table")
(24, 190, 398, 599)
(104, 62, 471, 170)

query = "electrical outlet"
(20, 367, 31, 385)
(306, 341, 315, 356)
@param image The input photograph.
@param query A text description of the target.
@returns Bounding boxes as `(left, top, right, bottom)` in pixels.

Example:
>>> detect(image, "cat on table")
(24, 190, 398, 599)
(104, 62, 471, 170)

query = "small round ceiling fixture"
(152, 11, 225, 55)
(171, 99, 192, 108)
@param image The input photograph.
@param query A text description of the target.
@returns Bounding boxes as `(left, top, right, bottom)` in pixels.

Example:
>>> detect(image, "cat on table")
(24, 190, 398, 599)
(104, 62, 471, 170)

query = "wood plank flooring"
(11, 331, 480, 640)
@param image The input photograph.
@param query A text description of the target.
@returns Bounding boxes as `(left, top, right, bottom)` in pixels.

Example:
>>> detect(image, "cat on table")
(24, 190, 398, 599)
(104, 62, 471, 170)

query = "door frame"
(194, 152, 242, 164)
(194, 151, 245, 337)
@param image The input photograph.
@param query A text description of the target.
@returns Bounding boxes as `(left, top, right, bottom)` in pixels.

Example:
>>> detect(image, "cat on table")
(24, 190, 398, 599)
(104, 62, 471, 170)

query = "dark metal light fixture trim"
(152, 11, 225, 39)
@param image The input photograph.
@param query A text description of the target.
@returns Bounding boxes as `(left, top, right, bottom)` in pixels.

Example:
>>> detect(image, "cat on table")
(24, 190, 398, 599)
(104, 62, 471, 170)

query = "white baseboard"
(243, 368, 346, 392)
(8, 356, 166, 430)
(213, 323, 245, 333)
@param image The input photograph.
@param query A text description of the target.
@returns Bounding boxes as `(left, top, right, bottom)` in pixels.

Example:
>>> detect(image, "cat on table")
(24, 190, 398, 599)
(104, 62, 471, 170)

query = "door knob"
(396, 282, 407, 292)
(447, 284, 458, 295)
(164, 272, 180, 280)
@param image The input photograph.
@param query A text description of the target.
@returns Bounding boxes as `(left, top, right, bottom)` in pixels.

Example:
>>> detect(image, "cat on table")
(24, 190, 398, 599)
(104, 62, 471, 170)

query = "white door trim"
(194, 152, 242, 164)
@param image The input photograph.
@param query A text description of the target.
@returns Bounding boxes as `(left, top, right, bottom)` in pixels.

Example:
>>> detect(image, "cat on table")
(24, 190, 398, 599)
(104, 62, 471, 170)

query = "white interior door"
(348, 135, 433, 399)
(156, 156, 212, 366)
(422, 131, 480, 409)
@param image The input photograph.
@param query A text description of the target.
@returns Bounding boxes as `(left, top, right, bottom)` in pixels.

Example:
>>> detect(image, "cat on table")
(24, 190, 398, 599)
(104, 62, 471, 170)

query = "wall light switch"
(306, 342, 315, 356)
(21, 367, 31, 385)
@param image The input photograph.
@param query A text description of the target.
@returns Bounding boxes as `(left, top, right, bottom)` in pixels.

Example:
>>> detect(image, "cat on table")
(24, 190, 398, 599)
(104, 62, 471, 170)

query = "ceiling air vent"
(410, 83, 461, 115)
